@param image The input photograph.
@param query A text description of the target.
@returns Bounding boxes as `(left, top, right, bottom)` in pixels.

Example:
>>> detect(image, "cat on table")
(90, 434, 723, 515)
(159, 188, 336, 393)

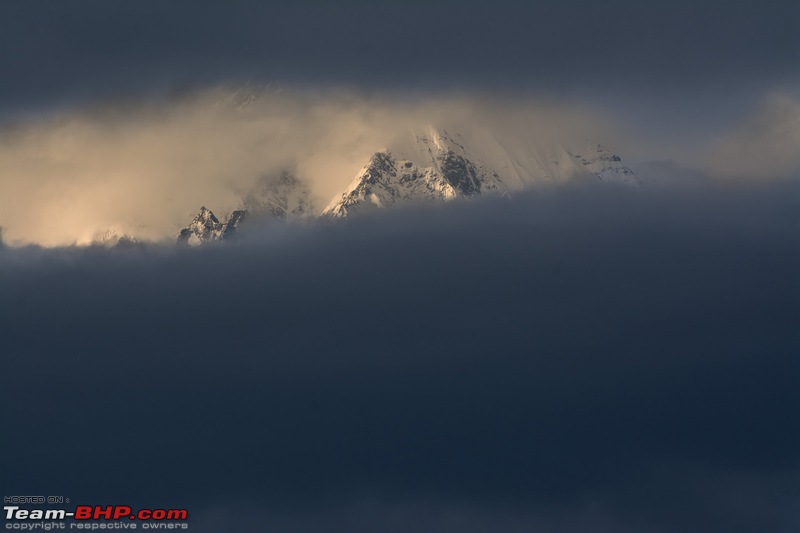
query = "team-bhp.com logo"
(4, 504, 189, 530)
(5, 506, 187, 521)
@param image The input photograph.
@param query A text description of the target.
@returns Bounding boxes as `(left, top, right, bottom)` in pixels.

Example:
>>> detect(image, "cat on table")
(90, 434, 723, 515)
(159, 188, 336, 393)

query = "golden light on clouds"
(0, 88, 611, 246)
(707, 93, 800, 181)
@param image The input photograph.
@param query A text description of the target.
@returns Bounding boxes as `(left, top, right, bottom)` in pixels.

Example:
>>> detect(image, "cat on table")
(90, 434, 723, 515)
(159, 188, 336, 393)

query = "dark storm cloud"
(0, 0, 797, 116)
(2, 181, 799, 531)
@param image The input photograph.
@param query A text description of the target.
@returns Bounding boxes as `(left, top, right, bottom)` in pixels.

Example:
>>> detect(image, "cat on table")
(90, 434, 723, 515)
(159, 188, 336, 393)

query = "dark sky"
(2, 184, 799, 531)
(1, 0, 798, 118)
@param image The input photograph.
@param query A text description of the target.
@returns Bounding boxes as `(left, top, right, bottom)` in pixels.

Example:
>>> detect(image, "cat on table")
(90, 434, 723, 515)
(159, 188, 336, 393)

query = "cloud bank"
(4, 86, 800, 247)
(2, 182, 798, 532)
(0, 88, 611, 246)
(708, 93, 800, 180)
(1, 0, 797, 118)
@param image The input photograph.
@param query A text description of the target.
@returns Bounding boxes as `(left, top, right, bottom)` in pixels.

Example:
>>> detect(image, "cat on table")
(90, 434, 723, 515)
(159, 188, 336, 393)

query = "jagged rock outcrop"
(323, 128, 637, 218)
(177, 207, 248, 246)
(178, 128, 639, 241)
(323, 130, 504, 218)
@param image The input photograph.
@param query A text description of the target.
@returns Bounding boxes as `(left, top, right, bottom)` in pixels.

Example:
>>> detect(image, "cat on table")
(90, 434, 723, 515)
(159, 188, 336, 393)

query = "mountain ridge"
(178, 128, 638, 244)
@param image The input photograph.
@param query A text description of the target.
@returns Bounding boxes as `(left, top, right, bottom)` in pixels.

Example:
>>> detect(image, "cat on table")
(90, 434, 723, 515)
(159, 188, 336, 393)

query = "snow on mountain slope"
(243, 171, 313, 219)
(178, 127, 637, 241)
(567, 144, 638, 183)
(323, 126, 637, 218)
(177, 206, 244, 246)
(177, 171, 313, 245)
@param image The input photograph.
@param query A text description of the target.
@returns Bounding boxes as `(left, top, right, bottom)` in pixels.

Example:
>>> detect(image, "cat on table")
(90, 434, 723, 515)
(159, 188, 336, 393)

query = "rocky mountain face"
(323, 131, 504, 218)
(178, 171, 313, 245)
(177, 206, 247, 245)
(179, 127, 638, 243)
(323, 129, 636, 218)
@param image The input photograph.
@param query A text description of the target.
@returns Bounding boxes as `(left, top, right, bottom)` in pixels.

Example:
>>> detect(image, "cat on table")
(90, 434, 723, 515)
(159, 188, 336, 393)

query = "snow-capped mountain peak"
(177, 206, 246, 246)
(177, 171, 314, 245)
(322, 126, 636, 218)
(179, 126, 638, 240)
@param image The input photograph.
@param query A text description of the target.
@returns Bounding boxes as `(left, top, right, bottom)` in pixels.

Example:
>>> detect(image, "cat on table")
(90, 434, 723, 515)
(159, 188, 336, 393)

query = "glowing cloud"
(0, 88, 611, 246)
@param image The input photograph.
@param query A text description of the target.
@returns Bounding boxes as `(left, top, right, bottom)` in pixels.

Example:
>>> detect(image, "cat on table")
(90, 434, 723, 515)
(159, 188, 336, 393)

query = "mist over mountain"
(1, 85, 797, 247)
(175, 120, 639, 244)
(322, 128, 637, 218)
(0, 89, 630, 246)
